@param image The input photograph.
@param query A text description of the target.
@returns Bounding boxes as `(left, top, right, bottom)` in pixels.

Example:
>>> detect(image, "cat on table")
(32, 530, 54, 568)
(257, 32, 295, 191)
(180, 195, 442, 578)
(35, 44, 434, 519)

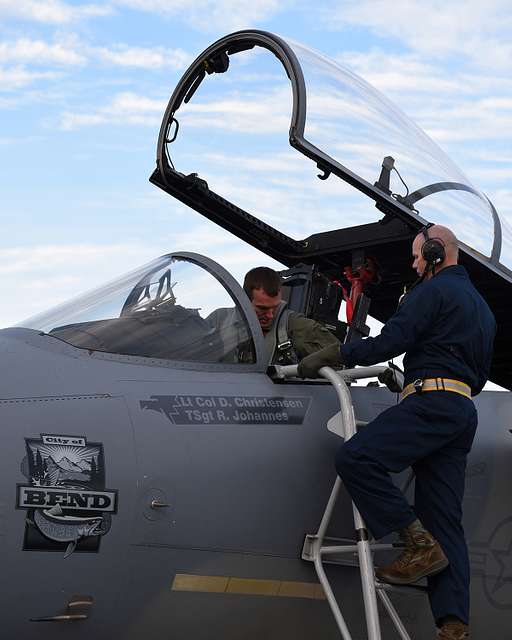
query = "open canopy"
(150, 29, 512, 389)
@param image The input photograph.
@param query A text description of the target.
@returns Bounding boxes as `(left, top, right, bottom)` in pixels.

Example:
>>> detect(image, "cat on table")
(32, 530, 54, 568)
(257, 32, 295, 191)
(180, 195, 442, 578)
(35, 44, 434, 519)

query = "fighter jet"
(1, 30, 511, 639)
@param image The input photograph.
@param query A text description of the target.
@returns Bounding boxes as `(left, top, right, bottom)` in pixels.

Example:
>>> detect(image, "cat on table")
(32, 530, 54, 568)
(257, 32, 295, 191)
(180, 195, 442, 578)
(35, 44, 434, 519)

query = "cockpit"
(19, 253, 263, 368)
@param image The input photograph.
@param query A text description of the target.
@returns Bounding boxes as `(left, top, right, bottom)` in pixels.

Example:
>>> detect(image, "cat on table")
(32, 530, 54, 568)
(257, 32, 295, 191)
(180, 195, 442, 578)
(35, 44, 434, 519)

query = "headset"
(421, 223, 445, 267)
(398, 224, 446, 307)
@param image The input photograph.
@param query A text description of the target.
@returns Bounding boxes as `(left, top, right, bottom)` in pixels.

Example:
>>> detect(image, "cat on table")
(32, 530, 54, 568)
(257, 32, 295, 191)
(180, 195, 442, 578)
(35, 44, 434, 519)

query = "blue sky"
(1, 0, 511, 327)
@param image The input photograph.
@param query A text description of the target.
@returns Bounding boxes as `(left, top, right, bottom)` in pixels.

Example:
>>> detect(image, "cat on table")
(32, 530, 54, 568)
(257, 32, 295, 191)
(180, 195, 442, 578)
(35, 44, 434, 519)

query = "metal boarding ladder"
(274, 364, 418, 640)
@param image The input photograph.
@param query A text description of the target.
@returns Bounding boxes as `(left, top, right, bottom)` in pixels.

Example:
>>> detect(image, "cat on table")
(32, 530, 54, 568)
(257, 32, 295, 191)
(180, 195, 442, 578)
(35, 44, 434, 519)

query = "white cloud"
(0, 0, 111, 23)
(327, 0, 512, 71)
(0, 38, 86, 66)
(334, 49, 512, 108)
(181, 93, 291, 134)
(464, 151, 512, 166)
(0, 134, 45, 145)
(405, 94, 512, 148)
(0, 96, 20, 108)
(203, 151, 306, 175)
(92, 44, 191, 69)
(0, 36, 192, 73)
(59, 87, 293, 132)
(114, 0, 282, 31)
(494, 189, 512, 217)
(0, 243, 156, 327)
(195, 162, 374, 238)
(336, 51, 471, 96)
(60, 91, 166, 130)
(0, 236, 279, 328)
(0, 244, 144, 276)
(327, 47, 512, 210)
(60, 113, 109, 129)
(202, 151, 356, 201)
(0, 66, 60, 90)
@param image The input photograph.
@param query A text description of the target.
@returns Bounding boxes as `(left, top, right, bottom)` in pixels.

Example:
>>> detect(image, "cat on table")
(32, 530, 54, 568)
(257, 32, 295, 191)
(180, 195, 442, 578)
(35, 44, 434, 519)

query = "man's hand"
(297, 343, 344, 379)
(377, 366, 404, 393)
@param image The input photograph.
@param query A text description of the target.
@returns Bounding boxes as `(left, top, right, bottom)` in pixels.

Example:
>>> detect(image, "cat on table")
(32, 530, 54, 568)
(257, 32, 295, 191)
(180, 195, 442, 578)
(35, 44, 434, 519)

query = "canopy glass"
(18, 255, 257, 364)
(288, 39, 498, 260)
(159, 31, 506, 271)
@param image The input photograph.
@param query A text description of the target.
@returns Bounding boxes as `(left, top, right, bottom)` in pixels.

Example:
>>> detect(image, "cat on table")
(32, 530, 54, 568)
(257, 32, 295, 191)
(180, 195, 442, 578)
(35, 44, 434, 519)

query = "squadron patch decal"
(140, 395, 311, 425)
(17, 433, 118, 556)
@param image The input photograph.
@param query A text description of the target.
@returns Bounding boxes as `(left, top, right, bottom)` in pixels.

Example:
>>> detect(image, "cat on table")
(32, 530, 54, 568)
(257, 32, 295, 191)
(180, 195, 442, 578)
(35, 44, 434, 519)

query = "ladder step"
(375, 580, 429, 596)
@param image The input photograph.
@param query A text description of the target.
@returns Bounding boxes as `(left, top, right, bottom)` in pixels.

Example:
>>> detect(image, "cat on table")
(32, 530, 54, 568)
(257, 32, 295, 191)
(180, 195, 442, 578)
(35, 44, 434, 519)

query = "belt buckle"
(413, 378, 424, 394)
(277, 340, 292, 352)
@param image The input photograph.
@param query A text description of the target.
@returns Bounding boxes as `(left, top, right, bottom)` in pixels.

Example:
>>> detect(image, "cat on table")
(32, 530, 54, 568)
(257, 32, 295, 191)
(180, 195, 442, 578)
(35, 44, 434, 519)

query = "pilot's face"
(412, 235, 428, 278)
(251, 288, 282, 333)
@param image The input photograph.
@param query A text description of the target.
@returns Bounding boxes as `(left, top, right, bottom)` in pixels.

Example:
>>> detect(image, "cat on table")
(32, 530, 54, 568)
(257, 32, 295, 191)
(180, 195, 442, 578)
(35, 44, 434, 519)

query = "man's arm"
(341, 282, 442, 367)
(297, 282, 443, 379)
(288, 314, 339, 359)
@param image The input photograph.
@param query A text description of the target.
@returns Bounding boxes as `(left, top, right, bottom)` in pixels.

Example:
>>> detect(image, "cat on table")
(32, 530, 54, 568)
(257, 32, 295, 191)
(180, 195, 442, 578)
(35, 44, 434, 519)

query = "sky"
(1, 0, 511, 329)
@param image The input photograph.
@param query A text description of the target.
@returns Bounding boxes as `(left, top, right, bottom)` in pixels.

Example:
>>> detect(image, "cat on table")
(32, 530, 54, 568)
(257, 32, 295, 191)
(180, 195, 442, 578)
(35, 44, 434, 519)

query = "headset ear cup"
(422, 239, 445, 264)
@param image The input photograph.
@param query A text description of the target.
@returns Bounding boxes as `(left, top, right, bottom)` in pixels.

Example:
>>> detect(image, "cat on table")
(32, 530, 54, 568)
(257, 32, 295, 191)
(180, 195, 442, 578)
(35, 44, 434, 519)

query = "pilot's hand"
(297, 343, 344, 379)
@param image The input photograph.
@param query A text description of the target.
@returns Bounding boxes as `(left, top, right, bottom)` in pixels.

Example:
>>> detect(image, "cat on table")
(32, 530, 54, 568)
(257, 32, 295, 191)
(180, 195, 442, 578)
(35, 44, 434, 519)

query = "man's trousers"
(335, 391, 478, 626)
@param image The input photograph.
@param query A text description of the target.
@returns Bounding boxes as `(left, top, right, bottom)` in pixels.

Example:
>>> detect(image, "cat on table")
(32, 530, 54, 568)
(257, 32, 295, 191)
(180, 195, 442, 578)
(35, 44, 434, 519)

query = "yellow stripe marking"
(227, 577, 280, 596)
(172, 574, 228, 593)
(172, 574, 325, 600)
(277, 580, 324, 599)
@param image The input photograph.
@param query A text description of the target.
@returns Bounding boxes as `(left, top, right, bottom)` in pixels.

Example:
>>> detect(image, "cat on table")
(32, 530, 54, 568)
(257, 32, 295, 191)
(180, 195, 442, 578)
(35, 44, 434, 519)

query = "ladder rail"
(275, 364, 413, 640)
(314, 549, 354, 640)
(320, 366, 385, 640)
(377, 590, 413, 640)
(312, 477, 353, 639)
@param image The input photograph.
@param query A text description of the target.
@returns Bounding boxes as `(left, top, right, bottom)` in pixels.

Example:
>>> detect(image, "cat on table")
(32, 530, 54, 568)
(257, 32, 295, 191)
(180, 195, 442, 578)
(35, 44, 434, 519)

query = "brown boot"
(375, 519, 448, 585)
(438, 619, 469, 639)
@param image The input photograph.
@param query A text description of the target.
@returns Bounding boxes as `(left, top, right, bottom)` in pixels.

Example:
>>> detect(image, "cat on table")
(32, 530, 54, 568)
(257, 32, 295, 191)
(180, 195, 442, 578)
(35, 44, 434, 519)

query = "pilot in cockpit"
(206, 267, 339, 365)
(243, 267, 340, 365)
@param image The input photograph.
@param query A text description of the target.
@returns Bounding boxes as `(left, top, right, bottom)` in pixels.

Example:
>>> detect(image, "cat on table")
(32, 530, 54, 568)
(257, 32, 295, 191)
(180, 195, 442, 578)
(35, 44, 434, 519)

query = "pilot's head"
(243, 267, 282, 333)
(412, 224, 459, 280)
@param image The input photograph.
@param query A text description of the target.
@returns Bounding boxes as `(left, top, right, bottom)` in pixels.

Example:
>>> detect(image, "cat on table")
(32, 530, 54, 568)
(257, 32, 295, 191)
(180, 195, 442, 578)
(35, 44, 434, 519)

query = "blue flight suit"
(336, 265, 496, 626)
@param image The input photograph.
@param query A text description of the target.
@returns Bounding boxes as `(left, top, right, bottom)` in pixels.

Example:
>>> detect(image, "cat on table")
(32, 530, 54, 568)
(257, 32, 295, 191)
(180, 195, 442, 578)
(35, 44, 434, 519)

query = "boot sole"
(375, 557, 449, 586)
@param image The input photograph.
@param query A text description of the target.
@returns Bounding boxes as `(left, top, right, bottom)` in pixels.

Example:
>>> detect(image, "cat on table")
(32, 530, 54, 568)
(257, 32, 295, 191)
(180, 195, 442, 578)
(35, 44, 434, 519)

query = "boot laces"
(438, 622, 469, 639)
(395, 530, 417, 566)
(396, 527, 434, 566)
(401, 524, 435, 547)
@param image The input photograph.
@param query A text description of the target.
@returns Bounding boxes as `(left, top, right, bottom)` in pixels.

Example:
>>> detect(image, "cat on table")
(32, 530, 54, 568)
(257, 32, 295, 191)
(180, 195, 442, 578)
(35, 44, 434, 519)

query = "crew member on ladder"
(297, 225, 496, 640)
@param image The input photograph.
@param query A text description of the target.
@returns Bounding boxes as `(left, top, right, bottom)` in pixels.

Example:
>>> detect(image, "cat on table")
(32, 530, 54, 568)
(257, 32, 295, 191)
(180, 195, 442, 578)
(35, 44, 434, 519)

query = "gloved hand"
(377, 367, 403, 393)
(297, 342, 344, 379)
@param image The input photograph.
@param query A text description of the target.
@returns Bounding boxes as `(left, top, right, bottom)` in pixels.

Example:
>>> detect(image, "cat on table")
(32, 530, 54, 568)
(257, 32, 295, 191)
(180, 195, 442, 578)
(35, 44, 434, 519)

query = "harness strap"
(401, 378, 471, 401)
(275, 307, 298, 365)
(277, 308, 292, 351)
(264, 303, 298, 365)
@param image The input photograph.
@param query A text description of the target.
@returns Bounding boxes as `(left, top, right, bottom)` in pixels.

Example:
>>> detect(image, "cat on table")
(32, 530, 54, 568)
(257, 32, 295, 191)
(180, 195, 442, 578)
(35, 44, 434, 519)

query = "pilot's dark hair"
(243, 267, 282, 300)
